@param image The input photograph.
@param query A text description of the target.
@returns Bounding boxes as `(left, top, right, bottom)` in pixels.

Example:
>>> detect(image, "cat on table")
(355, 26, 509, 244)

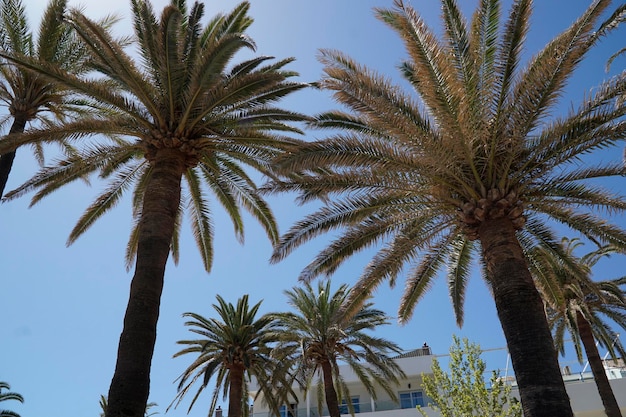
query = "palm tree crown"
(170, 295, 288, 417)
(0, 0, 308, 267)
(0, 0, 96, 197)
(266, 1, 626, 416)
(530, 238, 626, 417)
(0, 1, 307, 416)
(272, 281, 405, 417)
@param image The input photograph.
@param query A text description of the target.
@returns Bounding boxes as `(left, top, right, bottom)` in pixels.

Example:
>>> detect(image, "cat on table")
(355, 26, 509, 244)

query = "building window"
(339, 396, 360, 414)
(399, 391, 424, 408)
(280, 403, 297, 417)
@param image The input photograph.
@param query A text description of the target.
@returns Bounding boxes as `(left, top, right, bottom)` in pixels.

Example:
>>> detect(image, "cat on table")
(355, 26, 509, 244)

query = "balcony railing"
(250, 399, 431, 417)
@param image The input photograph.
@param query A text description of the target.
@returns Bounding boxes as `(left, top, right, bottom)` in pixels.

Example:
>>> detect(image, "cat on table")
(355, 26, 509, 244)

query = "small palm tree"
(0, 0, 102, 197)
(169, 294, 289, 417)
(530, 239, 626, 417)
(272, 280, 405, 417)
(0, 1, 307, 416)
(265, 1, 626, 416)
(0, 382, 23, 417)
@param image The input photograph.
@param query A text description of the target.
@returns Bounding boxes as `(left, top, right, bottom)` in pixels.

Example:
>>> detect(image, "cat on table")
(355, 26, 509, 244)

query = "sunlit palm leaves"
(271, 281, 405, 417)
(530, 238, 626, 417)
(265, 1, 626, 416)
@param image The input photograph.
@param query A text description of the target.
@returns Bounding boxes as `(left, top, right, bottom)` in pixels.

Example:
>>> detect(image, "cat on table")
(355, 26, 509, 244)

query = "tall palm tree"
(0, 0, 100, 197)
(265, 1, 626, 416)
(0, 382, 23, 417)
(0, 1, 307, 416)
(169, 295, 290, 417)
(272, 281, 405, 417)
(530, 239, 626, 417)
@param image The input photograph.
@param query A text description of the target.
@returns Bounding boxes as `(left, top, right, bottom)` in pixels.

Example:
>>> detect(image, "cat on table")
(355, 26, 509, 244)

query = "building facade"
(249, 346, 626, 417)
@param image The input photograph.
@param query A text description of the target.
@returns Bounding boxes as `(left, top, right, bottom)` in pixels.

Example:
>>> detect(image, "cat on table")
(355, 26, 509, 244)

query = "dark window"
(339, 396, 360, 414)
(279, 404, 297, 417)
(399, 391, 424, 408)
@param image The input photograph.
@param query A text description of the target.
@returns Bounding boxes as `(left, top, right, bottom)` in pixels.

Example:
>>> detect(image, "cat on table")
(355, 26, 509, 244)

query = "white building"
(249, 346, 626, 417)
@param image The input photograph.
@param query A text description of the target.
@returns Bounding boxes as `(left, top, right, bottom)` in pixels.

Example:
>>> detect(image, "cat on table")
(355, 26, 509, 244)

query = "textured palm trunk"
(0, 116, 28, 198)
(321, 360, 341, 417)
(577, 312, 622, 417)
(228, 365, 246, 417)
(105, 149, 185, 417)
(478, 217, 573, 417)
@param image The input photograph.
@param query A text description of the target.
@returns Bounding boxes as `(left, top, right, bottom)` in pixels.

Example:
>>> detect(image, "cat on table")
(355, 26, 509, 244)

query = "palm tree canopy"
(170, 294, 289, 417)
(0, 0, 112, 197)
(0, 0, 96, 127)
(0, 0, 309, 271)
(265, 3, 625, 414)
(267, 0, 626, 324)
(272, 280, 405, 416)
(530, 238, 626, 363)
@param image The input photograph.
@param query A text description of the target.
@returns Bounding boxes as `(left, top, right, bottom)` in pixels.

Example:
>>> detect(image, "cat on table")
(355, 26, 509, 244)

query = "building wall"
(251, 354, 435, 417)
(551, 377, 626, 417)
(250, 353, 626, 417)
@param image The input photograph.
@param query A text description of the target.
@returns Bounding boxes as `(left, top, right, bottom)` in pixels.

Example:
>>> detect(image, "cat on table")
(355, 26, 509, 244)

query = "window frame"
(339, 396, 360, 414)
(399, 390, 424, 408)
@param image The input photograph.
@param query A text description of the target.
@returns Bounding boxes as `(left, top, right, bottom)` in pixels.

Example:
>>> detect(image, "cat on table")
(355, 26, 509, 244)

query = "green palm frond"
(0, 382, 23, 417)
(0, 0, 31, 55)
(509, 1, 612, 138)
(445, 234, 475, 325)
(68, 162, 145, 245)
(185, 167, 214, 271)
(397, 232, 459, 323)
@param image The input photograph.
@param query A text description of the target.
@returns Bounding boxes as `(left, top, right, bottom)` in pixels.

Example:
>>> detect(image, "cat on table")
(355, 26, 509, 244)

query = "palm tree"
(272, 280, 405, 417)
(265, 1, 626, 416)
(530, 239, 626, 417)
(0, 382, 23, 417)
(169, 295, 290, 417)
(0, 1, 307, 416)
(0, 0, 100, 197)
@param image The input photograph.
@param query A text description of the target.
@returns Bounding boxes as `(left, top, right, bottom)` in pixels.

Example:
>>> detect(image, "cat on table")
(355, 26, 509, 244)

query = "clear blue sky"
(2, 1, 625, 416)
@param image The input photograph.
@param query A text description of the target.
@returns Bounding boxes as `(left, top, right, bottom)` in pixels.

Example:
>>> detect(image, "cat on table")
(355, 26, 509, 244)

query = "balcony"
(250, 398, 436, 417)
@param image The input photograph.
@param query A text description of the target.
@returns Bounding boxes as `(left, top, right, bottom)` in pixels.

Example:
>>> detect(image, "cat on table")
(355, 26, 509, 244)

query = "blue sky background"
(2, 0, 626, 416)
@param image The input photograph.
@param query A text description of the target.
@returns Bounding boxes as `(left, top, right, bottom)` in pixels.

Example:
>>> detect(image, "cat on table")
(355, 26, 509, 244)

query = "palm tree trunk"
(478, 217, 573, 417)
(105, 149, 186, 417)
(0, 116, 28, 198)
(321, 360, 341, 417)
(577, 312, 623, 417)
(228, 365, 246, 417)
